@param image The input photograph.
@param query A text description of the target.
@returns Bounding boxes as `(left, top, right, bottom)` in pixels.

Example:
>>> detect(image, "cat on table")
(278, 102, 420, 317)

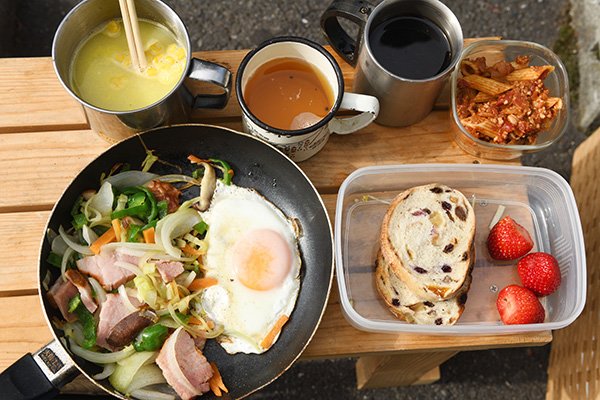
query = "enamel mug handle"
(329, 92, 379, 135)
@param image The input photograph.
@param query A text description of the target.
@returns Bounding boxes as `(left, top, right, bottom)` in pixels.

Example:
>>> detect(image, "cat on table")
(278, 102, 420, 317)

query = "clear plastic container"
(450, 40, 570, 160)
(335, 164, 586, 334)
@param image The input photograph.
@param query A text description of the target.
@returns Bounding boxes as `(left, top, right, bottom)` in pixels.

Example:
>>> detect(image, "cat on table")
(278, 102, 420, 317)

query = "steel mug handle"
(0, 340, 78, 400)
(187, 58, 232, 109)
(320, 0, 373, 66)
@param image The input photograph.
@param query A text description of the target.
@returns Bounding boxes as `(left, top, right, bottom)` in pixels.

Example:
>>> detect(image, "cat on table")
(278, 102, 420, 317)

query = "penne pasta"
(461, 118, 498, 139)
(505, 65, 555, 81)
(473, 92, 493, 103)
(462, 74, 513, 96)
(456, 55, 562, 145)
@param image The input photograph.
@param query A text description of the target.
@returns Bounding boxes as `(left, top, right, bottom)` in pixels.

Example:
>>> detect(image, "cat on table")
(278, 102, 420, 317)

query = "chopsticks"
(118, 0, 147, 72)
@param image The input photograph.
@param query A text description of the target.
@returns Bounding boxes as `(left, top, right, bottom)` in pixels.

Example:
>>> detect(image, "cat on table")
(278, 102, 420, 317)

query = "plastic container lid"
(334, 164, 586, 335)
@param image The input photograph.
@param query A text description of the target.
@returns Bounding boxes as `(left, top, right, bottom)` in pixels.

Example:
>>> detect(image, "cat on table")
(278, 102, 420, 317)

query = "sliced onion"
(92, 363, 116, 380)
(46, 228, 58, 245)
(60, 247, 75, 282)
(63, 322, 85, 347)
(115, 261, 143, 276)
(118, 285, 139, 313)
(106, 171, 158, 190)
(42, 270, 52, 291)
(151, 174, 201, 185)
(82, 225, 99, 246)
(51, 234, 68, 256)
(181, 271, 196, 288)
(69, 338, 135, 364)
(130, 389, 175, 400)
(126, 364, 167, 393)
(88, 277, 107, 305)
(59, 226, 93, 256)
(155, 208, 202, 258)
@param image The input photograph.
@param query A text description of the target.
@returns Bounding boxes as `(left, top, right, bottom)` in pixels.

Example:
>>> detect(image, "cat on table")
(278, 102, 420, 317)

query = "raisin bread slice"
(375, 251, 471, 325)
(380, 183, 475, 301)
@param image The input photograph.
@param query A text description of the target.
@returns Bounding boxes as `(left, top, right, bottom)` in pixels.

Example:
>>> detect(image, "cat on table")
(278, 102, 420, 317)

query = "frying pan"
(0, 124, 334, 400)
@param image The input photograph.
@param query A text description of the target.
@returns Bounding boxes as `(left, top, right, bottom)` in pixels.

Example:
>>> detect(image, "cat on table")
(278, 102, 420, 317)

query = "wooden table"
(0, 42, 551, 395)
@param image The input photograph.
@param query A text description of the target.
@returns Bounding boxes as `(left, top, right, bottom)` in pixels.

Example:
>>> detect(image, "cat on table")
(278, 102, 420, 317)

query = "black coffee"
(369, 16, 452, 80)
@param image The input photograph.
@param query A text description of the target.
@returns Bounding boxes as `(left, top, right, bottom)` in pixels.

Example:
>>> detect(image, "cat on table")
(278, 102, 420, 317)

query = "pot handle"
(0, 340, 78, 400)
(187, 58, 232, 109)
(320, 0, 373, 66)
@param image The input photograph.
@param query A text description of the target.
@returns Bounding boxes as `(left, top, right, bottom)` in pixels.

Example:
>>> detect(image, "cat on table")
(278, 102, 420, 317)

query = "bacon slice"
(156, 327, 213, 400)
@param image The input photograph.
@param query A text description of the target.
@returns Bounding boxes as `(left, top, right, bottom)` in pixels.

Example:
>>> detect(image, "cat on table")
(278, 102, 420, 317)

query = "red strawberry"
(496, 285, 545, 324)
(487, 216, 533, 260)
(517, 252, 561, 296)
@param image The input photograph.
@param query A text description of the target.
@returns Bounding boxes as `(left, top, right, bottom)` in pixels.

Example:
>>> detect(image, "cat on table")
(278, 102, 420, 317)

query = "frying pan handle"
(0, 340, 78, 400)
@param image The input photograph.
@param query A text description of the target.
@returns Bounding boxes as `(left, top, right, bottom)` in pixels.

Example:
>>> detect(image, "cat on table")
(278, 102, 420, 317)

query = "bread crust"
(380, 184, 475, 301)
(375, 251, 472, 325)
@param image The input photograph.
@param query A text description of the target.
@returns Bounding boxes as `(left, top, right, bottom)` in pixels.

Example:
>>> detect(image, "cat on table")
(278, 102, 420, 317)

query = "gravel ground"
(8, 1, 587, 399)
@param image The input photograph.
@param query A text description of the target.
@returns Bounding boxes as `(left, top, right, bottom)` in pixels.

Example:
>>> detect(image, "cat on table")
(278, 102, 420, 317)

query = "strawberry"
(496, 285, 545, 325)
(487, 216, 533, 260)
(517, 252, 561, 296)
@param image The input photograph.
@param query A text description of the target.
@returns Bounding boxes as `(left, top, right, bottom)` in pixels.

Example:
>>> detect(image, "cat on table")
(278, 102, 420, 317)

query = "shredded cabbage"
(134, 275, 158, 309)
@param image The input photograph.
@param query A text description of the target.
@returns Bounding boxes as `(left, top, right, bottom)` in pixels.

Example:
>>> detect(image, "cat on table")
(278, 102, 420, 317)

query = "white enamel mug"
(236, 36, 380, 162)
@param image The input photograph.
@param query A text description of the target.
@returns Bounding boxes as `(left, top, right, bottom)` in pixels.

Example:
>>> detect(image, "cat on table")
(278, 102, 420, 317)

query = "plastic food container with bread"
(450, 40, 570, 160)
(334, 164, 585, 334)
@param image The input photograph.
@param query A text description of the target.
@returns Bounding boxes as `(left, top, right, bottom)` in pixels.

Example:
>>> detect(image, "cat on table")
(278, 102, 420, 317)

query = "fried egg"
(198, 181, 301, 354)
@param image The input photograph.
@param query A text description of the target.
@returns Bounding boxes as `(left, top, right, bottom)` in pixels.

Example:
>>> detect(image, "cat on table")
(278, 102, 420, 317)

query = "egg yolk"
(232, 229, 292, 291)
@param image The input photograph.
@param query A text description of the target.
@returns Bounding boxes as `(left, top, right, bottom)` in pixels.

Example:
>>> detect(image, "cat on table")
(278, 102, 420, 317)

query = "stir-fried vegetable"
(68, 294, 97, 349)
(45, 150, 238, 400)
(133, 324, 169, 352)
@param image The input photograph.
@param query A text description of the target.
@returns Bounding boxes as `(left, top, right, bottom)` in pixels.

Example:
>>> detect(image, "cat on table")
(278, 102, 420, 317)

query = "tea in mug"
(70, 19, 186, 111)
(243, 57, 335, 131)
(368, 16, 452, 80)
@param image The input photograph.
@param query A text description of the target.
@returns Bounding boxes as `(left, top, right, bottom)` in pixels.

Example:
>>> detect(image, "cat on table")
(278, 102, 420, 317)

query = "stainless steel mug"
(321, 0, 463, 126)
(53, 0, 232, 143)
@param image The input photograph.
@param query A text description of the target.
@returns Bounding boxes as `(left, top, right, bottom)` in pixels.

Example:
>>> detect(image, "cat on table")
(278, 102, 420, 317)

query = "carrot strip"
(260, 315, 289, 350)
(187, 154, 207, 164)
(188, 316, 204, 326)
(89, 227, 116, 255)
(209, 362, 228, 396)
(181, 244, 201, 256)
(188, 277, 218, 291)
(142, 227, 155, 244)
(111, 219, 122, 242)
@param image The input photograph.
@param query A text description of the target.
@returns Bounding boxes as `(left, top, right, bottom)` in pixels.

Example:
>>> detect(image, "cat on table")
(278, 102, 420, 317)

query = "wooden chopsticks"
(118, 0, 147, 72)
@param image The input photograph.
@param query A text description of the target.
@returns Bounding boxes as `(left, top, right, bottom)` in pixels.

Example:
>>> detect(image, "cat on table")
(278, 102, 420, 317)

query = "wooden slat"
(0, 38, 497, 135)
(0, 211, 49, 296)
(0, 58, 88, 133)
(0, 129, 110, 211)
(0, 117, 516, 211)
(0, 290, 551, 373)
(0, 197, 336, 296)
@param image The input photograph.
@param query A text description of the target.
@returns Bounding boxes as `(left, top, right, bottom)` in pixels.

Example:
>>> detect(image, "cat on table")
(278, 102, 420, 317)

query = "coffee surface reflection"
(369, 16, 452, 80)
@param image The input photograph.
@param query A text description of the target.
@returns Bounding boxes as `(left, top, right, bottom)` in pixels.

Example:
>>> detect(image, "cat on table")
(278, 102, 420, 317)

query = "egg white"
(198, 181, 301, 354)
